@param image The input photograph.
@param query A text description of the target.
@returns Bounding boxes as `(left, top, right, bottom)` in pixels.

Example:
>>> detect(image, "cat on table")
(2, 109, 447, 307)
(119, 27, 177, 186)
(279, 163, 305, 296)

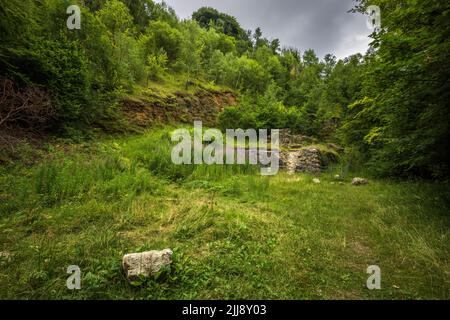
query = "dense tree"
(192, 7, 251, 54)
(201, 27, 236, 66)
(316, 54, 363, 137)
(192, 7, 248, 41)
(341, 0, 450, 177)
(176, 21, 204, 88)
(1, 0, 448, 178)
(141, 21, 182, 63)
(270, 39, 281, 55)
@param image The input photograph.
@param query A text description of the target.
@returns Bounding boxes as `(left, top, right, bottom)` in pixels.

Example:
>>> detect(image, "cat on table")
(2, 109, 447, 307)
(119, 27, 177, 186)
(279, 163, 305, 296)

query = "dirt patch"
(348, 240, 372, 256)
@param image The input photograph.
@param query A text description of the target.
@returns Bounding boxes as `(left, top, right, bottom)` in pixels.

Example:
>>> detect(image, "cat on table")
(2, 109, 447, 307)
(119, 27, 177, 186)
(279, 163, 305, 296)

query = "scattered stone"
(123, 249, 173, 280)
(334, 174, 341, 180)
(313, 178, 321, 184)
(352, 178, 369, 186)
(279, 129, 318, 147)
(0, 251, 11, 262)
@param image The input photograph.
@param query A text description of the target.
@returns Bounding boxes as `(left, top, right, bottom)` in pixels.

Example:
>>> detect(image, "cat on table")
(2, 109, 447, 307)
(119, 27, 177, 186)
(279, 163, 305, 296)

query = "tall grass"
(121, 128, 259, 182)
(0, 128, 262, 216)
(0, 127, 448, 299)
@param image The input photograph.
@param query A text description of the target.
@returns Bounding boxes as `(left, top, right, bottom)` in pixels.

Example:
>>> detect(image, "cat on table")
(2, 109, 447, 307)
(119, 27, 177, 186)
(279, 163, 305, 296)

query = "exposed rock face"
(123, 90, 236, 127)
(122, 249, 173, 280)
(281, 148, 322, 175)
(279, 129, 318, 148)
(352, 178, 369, 186)
(283, 150, 302, 174)
(277, 129, 344, 175)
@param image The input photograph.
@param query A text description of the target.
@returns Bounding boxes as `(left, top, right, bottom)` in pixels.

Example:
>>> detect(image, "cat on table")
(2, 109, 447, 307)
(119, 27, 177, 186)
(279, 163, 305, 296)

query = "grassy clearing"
(0, 128, 449, 299)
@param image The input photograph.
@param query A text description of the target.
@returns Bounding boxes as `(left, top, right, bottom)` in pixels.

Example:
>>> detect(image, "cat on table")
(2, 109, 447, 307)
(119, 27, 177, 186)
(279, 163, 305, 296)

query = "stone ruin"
(277, 129, 338, 175)
(278, 129, 318, 147)
(281, 148, 323, 175)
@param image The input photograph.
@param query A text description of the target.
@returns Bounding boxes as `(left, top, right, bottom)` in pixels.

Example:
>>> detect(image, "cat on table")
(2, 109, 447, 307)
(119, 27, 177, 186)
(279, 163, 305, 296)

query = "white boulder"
(352, 177, 369, 186)
(123, 249, 173, 280)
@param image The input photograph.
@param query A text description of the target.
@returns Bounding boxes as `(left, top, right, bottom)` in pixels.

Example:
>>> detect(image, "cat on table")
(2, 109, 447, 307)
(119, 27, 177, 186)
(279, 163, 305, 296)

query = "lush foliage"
(0, 130, 448, 299)
(1, 0, 449, 178)
(339, 0, 450, 177)
(1, 2, 449, 300)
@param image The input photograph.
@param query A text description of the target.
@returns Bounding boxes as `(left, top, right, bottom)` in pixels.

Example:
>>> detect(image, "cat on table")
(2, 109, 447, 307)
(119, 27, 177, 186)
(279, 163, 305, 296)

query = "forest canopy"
(0, 0, 449, 178)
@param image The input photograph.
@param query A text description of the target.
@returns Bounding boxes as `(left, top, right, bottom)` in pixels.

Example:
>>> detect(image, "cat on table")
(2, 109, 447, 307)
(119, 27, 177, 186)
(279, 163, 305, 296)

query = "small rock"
(0, 251, 11, 262)
(312, 178, 321, 184)
(123, 249, 173, 280)
(352, 177, 368, 186)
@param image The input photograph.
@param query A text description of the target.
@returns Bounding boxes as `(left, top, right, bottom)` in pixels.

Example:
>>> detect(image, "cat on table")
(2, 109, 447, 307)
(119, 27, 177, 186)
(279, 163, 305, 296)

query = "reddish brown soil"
(122, 90, 237, 128)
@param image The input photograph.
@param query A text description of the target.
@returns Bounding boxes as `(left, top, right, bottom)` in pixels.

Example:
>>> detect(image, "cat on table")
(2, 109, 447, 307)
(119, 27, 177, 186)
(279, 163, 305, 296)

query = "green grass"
(0, 128, 449, 299)
(132, 72, 231, 98)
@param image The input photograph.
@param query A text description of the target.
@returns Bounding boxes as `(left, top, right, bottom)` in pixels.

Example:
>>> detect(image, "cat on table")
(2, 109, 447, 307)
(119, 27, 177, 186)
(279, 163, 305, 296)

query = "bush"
(145, 50, 169, 82)
(4, 38, 91, 129)
(142, 21, 183, 64)
(218, 105, 257, 131)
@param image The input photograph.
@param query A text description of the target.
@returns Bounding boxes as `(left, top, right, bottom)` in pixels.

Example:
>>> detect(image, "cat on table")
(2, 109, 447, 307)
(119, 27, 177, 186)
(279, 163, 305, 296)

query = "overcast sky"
(156, 0, 372, 59)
